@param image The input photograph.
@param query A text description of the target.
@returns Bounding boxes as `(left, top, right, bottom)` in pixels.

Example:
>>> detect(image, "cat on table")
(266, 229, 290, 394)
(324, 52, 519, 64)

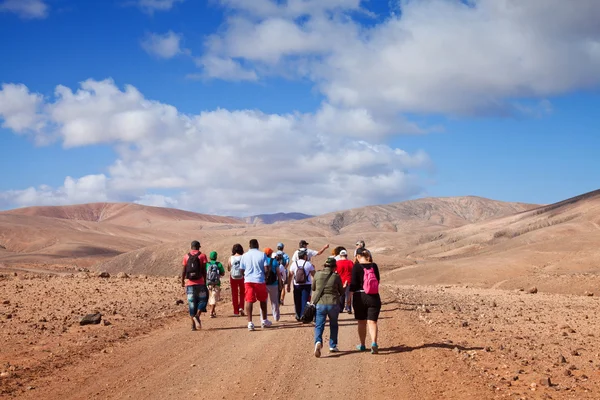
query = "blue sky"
(0, 0, 599, 215)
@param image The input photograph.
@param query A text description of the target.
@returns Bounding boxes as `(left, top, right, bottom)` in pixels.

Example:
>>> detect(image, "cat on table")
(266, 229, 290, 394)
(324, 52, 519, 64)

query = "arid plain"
(1, 191, 600, 399)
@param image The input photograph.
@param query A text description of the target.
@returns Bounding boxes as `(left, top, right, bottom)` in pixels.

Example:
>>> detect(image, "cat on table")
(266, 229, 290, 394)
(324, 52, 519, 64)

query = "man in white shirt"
(287, 250, 316, 321)
(291, 239, 329, 262)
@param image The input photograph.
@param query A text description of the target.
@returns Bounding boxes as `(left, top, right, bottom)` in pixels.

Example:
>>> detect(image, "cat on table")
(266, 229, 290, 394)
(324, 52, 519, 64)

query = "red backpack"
(363, 266, 379, 294)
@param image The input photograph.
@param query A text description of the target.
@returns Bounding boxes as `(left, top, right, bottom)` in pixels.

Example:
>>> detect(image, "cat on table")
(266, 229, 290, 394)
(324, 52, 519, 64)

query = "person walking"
(240, 239, 272, 331)
(227, 243, 246, 316)
(336, 249, 354, 314)
(274, 243, 289, 305)
(180, 240, 208, 331)
(206, 251, 225, 318)
(350, 248, 381, 354)
(312, 257, 344, 357)
(287, 249, 315, 321)
(261, 248, 284, 322)
(291, 240, 329, 262)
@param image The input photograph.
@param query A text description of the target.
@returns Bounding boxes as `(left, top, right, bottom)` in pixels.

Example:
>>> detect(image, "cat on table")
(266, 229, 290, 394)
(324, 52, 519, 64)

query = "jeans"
(339, 286, 352, 312)
(314, 304, 340, 348)
(186, 285, 208, 317)
(293, 284, 312, 318)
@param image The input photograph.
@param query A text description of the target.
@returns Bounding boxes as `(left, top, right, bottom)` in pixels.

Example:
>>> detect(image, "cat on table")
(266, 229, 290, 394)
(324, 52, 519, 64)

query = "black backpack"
(265, 258, 279, 285)
(186, 252, 204, 280)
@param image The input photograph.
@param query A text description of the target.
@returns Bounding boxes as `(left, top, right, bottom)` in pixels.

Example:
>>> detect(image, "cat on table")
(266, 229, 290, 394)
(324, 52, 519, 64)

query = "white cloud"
(0, 175, 109, 208)
(137, 0, 185, 14)
(193, 55, 258, 81)
(0, 83, 45, 134)
(141, 31, 184, 59)
(203, 0, 600, 116)
(0, 80, 431, 215)
(134, 194, 179, 208)
(0, 0, 48, 19)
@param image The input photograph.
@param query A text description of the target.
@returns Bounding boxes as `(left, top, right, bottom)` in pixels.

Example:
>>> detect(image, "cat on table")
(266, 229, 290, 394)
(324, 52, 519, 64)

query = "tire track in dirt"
(17, 287, 495, 400)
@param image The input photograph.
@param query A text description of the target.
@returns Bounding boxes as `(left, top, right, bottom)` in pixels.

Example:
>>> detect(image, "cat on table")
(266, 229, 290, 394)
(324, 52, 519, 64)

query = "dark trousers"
(293, 284, 312, 318)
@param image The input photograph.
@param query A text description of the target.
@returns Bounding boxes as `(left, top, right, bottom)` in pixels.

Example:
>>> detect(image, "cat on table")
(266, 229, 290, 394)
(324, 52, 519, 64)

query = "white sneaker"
(329, 347, 339, 352)
(261, 319, 272, 328)
(248, 322, 255, 331)
(314, 342, 322, 358)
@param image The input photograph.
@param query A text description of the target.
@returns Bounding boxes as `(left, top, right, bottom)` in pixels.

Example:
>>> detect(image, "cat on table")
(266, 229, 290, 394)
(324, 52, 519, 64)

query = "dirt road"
(16, 286, 494, 400)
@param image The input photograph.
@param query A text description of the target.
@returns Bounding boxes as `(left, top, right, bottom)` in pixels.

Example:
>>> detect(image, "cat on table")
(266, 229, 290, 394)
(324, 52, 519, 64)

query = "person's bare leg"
(358, 320, 367, 346)
(246, 302, 253, 323)
(367, 320, 378, 344)
(260, 300, 268, 319)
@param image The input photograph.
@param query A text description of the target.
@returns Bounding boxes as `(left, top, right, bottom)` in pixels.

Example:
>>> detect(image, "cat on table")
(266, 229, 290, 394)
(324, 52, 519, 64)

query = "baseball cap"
(339, 249, 348, 256)
(277, 242, 284, 249)
(299, 240, 309, 247)
(264, 247, 273, 257)
(324, 257, 337, 268)
(209, 251, 217, 260)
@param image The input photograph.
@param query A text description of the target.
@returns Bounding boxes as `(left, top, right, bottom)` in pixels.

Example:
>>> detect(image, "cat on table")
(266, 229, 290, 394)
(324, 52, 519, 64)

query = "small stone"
(79, 313, 102, 326)
(175, 299, 184, 305)
(540, 377, 552, 387)
(461, 321, 469, 327)
(491, 301, 497, 307)
(584, 291, 594, 297)
(191, 364, 196, 367)
(559, 355, 567, 364)
(116, 272, 129, 279)
(0, 372, 11, 378)
(97, 272, 110, 278)
(580, 374, 588, 380)
(102, 320, 111, 326)
(27, 386, 35, 390)
(568, 364, 577, 370)
(528, 287, 538, 294)
(2, 300, 9, 305)
(571, 350, 579, 356)
(564, 369, 572, 376)
(485, 346, 492, 352)
(6, 314, 12, 319)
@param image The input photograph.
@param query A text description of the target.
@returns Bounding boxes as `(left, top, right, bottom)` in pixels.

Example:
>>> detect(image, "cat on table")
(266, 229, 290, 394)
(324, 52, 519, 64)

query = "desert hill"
(244, 212, 313, 225)
(1, 202, 240, 227)
(387, 189, 600, 294)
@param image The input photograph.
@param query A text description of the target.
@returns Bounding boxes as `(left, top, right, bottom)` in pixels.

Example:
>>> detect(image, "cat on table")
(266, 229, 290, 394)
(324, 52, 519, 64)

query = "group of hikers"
(180, 238, 381, 356)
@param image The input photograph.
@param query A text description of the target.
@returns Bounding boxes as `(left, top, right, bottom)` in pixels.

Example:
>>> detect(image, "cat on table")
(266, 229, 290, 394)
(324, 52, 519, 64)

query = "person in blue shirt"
(239, 239, 272, 331)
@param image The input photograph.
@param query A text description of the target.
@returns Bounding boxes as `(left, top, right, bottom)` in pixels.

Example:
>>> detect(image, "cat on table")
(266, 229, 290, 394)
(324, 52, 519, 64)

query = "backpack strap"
(312, 271, 334, 305)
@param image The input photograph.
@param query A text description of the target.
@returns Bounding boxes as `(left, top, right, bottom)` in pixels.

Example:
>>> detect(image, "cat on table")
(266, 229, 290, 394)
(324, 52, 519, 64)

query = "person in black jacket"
(349, 248, 381, 354)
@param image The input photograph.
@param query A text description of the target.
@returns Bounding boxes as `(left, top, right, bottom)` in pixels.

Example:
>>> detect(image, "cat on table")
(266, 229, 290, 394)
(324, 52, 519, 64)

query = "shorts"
(208, 285, 221, 305)
(244, 282, 268, 303)
(353, 292, 381, 321)
(186, 284, 208, 316)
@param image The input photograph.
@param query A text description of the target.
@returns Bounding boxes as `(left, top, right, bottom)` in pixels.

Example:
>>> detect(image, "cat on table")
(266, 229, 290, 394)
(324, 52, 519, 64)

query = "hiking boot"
(247, 322, 255, 331)
(371, 343, 379, 354)
(261, 319, 272, 328)
(193, 316, 201, 330)
(314, 342, 322, 358)
(329, 346, 339, 353)
(239, 308, 245, 316)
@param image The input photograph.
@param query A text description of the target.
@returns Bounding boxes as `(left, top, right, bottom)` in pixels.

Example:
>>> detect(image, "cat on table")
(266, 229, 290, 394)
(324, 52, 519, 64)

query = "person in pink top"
(181, 240, 209, 331)
(335, 249, 354, 314)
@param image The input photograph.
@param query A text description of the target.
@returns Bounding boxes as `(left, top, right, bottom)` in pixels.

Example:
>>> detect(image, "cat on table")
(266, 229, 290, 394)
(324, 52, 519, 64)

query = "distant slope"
(387, 189, 600, 293)
(244, 212, 313, 225)
(1, 203, 239, 227)
(263, 196, 538, 236)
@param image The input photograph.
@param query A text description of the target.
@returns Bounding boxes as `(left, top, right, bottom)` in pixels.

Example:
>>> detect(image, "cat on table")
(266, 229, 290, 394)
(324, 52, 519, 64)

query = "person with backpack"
(287, 249, 316, 321)
(291, 240, 330, 262)
(349, 248, 381, 354)
(206, 251, 225, 318)
(240, 239, 272, 331)
(311, 257, 344, 357)
(336, 249, 354, 314)
(227, 243, 245, 316)
(261, 248, 284, 322)
(180, 240, 208, 331)
(274, 243, 289, 305)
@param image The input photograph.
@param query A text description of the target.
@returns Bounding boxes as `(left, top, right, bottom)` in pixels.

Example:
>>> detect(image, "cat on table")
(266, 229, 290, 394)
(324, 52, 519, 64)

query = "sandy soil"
(2, 272, 599, 399)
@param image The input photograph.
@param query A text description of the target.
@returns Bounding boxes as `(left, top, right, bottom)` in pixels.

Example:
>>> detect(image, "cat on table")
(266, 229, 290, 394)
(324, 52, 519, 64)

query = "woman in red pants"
(227, 243, 246, 316)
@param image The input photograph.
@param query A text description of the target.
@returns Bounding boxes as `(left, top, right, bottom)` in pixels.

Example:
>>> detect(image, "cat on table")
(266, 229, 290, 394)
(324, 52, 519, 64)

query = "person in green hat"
(206, 251, 225, 318)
